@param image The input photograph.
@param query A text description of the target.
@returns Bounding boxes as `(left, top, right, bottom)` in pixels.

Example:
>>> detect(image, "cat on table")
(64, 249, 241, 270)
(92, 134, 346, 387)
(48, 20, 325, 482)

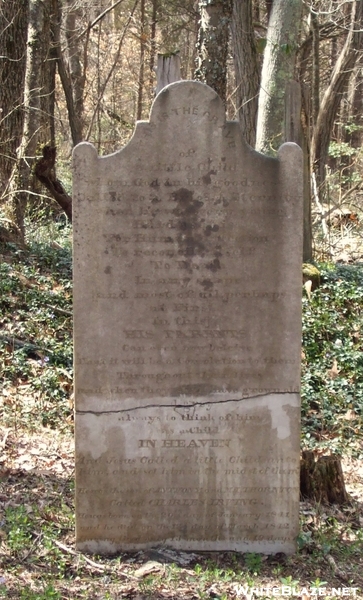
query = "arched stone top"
(148, 80, 227, 127)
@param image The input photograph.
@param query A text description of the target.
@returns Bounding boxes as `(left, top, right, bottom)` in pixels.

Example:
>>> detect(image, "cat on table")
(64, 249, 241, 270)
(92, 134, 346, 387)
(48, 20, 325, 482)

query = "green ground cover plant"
(302, 264, 363, 456)
(0, 224, 73, 431)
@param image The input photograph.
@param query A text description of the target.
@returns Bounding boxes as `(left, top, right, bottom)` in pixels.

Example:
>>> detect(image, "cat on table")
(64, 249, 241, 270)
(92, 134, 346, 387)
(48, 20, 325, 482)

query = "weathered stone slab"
(73, 81, 303, 553)
(76, 393, 300, 553)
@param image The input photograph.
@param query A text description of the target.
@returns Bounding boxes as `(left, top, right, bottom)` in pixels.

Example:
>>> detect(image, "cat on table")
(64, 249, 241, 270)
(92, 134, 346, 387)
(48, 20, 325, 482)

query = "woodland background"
(0, 0, 362, 261)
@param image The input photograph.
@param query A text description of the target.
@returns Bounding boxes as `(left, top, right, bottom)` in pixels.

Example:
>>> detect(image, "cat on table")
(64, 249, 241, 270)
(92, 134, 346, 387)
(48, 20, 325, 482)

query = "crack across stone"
(75, 391, 299, 415)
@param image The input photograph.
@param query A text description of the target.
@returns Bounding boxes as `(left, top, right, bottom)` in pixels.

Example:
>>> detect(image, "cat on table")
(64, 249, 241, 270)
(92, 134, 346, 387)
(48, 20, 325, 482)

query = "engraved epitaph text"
(73, 81, 303, 553)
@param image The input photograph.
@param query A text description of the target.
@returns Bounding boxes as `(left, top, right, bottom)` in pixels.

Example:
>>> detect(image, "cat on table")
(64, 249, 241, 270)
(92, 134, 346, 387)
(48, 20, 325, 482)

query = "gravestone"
(73, 81, 303, 554)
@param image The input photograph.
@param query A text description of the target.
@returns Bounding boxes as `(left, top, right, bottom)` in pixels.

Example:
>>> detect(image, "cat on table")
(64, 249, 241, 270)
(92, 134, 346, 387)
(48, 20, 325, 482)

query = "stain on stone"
(202, 169, 216, 185)
(172, 188, 203, 216)
(181, 246, 196, 257)
(104, 266, 111, 274)
(172, 188, 205, 259)
(180, 221, 192, 231)
(205, 224, 220, 237)
(206, 258, 221, 272)
(199, 279, 214, 290)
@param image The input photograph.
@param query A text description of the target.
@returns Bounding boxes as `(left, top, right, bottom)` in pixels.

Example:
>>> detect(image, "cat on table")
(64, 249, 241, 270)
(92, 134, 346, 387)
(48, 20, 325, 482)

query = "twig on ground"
(45, 304, 72, 317)
(53, 540, 139, 579)
(0, 335, 50, 355)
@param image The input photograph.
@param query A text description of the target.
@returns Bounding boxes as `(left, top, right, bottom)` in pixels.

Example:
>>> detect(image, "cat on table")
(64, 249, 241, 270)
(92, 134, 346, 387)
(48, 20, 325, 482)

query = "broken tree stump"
(300, 451, 349, 504)
(155, 53, 181, 95)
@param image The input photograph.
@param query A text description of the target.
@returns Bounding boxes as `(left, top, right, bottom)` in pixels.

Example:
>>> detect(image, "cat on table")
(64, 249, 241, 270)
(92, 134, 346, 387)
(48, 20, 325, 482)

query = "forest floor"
(0, 223, 363, 599)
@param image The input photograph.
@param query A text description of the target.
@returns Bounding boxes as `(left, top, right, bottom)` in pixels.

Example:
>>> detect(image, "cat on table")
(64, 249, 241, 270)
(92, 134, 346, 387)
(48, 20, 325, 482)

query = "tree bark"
(149, 0, 158, 96)
(231, 0, 260, 146)
(311, 9, 320, 127)
(65, 0, 86, 140)
(348, 60, 363, 150)
(137, 0, 146, 120)
(41, 0, 57, 148)
(285, 81, 312, 261)
(195, 0, 232, 104)
(265, 0, 273, 22)
(54, 0, 83, 146)
(7, 0, 50, 237)
(255, 0, 303, 155)
(0, 1, 28, 198)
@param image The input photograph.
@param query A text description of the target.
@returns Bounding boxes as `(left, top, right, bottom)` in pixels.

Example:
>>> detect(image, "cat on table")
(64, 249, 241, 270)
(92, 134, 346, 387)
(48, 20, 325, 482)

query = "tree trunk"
(265, 0, 273, 22)
(255, 0, 303, 155)
(311, 9, 320, 127)
(65, 0, 86, 140)
(311, 0, 363, 187)
(345, 56, 363, 150)
(7, 0, 51, 238)
(42, 0, 57, 148)
(149, 0, 158, 97)
(54, 0, 83, 146)
(137, 0, 146, 120)
(0, 1, 28, 200)
(285, 81, 312, 261)
(231, 0, 260, 146)
(195, 0, 232, 104)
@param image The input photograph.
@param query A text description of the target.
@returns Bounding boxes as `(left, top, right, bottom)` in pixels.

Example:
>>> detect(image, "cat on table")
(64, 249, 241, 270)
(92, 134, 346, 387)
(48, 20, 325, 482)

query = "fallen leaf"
(134, 561, 163, 578)
(327, 358, 339, 379)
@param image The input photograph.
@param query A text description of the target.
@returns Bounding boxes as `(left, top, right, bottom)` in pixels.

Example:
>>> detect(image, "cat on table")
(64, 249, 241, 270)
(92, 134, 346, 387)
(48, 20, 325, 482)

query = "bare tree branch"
(74, 0, 127, 43)
(85, 0, 139, 141)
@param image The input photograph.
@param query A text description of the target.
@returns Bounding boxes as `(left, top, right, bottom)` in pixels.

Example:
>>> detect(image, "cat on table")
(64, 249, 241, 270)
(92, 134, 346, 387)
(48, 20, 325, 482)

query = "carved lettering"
(74, 80, 302, 553)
